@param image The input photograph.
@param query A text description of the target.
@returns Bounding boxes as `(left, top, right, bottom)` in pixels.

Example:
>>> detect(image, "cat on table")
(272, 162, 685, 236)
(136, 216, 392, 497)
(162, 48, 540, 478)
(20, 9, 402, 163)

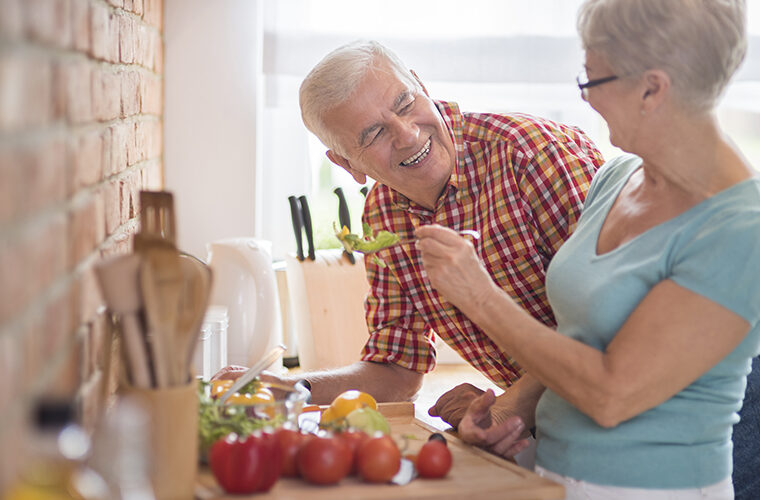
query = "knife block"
(285, 249, 370, 370)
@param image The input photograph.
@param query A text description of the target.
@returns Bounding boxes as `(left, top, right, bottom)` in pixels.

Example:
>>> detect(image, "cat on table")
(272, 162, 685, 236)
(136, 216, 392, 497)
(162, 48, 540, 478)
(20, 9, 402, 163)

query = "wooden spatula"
(136, 191, 181, 387)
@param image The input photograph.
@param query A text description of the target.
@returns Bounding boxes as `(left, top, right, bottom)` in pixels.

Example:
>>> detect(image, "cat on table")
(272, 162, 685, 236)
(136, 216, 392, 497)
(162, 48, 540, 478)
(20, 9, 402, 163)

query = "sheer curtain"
(260, 0, 760, 260)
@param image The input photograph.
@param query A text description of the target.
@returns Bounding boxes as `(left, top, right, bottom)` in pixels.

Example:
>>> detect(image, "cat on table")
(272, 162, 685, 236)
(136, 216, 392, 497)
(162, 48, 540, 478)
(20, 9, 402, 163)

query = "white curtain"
(259, 0, 760, 260)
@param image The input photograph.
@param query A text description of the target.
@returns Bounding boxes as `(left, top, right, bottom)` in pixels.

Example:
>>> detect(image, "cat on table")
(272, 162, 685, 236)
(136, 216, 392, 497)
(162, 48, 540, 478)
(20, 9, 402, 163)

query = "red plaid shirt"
(359, 100, 604, 388)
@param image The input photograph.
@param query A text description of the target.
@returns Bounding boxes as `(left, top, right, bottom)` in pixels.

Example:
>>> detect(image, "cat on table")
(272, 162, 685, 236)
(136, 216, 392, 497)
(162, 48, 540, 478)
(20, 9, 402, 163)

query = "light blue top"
(536, 154, 760, 488)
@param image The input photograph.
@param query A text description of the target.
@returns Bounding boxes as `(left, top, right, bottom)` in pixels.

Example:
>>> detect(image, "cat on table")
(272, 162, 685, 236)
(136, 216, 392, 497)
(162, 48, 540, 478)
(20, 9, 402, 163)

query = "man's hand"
(210, 365, 288, 387)
(458, 389, 531, 458)
(428, 383, 485, 428)
(210, 364, 247, 381)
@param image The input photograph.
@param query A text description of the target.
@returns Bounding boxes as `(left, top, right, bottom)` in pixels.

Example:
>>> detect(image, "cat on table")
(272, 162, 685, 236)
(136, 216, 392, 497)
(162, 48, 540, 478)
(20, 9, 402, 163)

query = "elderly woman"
(417, 0, 758, 498)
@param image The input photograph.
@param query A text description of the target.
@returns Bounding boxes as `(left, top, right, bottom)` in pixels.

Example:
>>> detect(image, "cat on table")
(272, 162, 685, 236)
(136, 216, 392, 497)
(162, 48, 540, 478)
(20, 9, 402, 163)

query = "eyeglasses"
(576, 69, 618, 100)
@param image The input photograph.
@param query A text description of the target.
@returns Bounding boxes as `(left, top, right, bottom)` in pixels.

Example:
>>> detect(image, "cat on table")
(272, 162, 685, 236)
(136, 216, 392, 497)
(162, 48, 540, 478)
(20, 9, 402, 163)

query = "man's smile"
(400, 138, 432, 167)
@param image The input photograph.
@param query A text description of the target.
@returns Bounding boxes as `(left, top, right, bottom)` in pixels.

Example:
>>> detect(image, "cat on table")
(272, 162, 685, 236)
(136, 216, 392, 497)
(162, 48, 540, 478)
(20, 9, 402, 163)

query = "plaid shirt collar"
(389, 100, 465, 212)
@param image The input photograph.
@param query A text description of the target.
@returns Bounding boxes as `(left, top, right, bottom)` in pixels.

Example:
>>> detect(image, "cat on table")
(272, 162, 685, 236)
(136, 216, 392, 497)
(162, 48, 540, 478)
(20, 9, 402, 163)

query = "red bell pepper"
(209, 431, 282, 494)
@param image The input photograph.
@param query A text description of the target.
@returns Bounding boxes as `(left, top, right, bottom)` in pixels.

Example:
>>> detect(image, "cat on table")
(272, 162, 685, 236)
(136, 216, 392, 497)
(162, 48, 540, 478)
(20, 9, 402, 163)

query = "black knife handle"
(334, 187, 356, 265)
(360, 186, 369, 197)
(288, 196, 304, 261)
(298, 195, 316, 261)
(334, 187, 351, 233)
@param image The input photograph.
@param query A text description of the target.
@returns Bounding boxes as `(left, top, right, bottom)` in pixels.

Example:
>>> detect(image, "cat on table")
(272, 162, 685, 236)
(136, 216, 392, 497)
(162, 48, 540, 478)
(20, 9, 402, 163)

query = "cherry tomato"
(336, 429, 370, 474)
(356, 435, 401, 483)
(416, 440, 452, 479)
(273, 427, 311, 477)
(296, 434, 351, 485)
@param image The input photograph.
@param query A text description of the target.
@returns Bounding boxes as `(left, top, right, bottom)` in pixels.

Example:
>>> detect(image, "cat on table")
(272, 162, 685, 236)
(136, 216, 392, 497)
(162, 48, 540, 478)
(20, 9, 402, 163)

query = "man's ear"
(326, 149, 367, 184)
(410, 69, 429, 97)
(641, 69, 670, 114)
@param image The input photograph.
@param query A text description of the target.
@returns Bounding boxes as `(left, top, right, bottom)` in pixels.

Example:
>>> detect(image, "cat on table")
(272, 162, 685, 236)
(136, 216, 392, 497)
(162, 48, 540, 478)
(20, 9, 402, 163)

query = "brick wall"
(0, 0, 163, 487)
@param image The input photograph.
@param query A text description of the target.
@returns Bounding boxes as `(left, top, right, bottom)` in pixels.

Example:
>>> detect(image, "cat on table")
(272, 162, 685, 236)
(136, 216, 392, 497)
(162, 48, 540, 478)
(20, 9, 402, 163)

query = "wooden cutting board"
(195, 402, 564, 499)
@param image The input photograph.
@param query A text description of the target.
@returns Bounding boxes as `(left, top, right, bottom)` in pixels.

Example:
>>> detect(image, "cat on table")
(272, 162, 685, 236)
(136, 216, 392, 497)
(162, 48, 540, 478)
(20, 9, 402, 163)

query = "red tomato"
(356, 435, 401, 483)
(296, 434, 351, 485)
(273, 427, 310, 478)
(336, 429, 370, 474)
(416, 440, 452, 479)
(209, 431, 282, 494)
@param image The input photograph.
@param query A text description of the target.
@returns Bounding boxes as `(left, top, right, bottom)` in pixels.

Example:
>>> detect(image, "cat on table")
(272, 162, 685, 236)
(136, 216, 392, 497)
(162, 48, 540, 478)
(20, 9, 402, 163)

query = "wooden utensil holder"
(121, 381, 198, 500)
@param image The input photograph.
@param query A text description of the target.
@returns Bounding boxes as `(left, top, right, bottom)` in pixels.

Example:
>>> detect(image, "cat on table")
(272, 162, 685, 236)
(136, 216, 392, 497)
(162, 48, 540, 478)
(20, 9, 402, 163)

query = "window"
(260, 0, 760, 259)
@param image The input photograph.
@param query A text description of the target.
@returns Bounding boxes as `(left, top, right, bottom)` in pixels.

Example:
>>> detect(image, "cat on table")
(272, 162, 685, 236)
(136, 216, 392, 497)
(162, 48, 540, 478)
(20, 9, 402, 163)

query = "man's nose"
(390, 115, 419, 148)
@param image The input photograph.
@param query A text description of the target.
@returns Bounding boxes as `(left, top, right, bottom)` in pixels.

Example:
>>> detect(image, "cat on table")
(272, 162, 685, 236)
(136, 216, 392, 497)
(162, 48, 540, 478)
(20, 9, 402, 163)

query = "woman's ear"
(326, 150, 367, 184)
(641, 69, 670, 113)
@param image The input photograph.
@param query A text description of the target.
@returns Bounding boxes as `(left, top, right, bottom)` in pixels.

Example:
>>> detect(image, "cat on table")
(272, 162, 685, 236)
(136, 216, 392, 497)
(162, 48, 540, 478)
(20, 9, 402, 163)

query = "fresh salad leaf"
(334, 222, 401, 267)
(197, 380, 284, 461)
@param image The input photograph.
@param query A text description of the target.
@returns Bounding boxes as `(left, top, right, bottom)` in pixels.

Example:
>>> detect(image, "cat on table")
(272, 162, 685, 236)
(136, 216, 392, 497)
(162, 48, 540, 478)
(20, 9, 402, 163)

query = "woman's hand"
(428, 383, 486, 428)
(415, 225, 496, 311)
(458, 389, 532, 459)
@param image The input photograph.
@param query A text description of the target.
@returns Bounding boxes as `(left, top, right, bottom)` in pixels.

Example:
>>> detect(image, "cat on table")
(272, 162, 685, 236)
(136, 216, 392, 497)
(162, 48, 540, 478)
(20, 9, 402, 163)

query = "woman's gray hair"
(299, 40, 422, 155)
(577, 0, 747, 112)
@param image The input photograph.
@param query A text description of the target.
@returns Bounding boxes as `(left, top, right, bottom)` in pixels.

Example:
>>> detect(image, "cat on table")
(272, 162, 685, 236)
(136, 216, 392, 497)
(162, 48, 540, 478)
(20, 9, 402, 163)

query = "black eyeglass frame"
(576, 71, 619, 93)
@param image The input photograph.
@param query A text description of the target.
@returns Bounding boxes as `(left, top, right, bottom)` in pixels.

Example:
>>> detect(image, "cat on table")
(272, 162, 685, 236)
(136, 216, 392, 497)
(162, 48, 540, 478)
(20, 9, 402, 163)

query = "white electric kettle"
(206, 238, 283, 370)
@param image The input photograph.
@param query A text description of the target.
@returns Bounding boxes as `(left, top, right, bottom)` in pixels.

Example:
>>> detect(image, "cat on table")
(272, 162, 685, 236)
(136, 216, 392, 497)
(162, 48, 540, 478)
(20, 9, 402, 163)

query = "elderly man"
(217, 40, 604, 432)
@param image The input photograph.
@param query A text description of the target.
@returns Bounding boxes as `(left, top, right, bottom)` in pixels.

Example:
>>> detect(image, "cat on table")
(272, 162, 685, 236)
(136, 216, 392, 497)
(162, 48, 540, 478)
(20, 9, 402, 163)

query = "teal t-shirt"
(536, 154, 760, 488)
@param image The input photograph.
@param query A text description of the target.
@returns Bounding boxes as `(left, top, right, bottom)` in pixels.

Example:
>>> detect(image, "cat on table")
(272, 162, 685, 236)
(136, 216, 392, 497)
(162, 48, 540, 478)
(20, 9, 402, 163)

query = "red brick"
(120, 70, 141, 117)
(89, 1, 110, 61)
(108, 122, 129, 175)
(50, 340, 82, 398)
(22, 315, 43, 382)
(68, 193, 101, 268)
(0, 52, 53, 132)
(0, 216, 66, 324)
(154, 32, 163, 73)
(0, 236, 29, 324)
(151, 118, 162, 159)
(122, 0, 133, 13)
(143, 0, 162, 30)
(70, 0, 90, 52)
(107, 11, 121, 63)
(142, 74, 162, 115)
(143, 159, 162, 190)
(70, 129, 103, 191)
(0, 333, 22, 415)
(119, 14, 135, 64)
(78, 264, 104, 332)
(133, 121, 147, 164)
(24, 0, 72, 49)
(92, 68, 121, 121)
(52, 61, 68, 120)
(65, 60, 93, 124)
(0, 145, 23, 225)
(0, 0, 24, 41)
(25, 136, 67, 215)
(42, 288, 75, 363)
(133, 0, 143, 17)
(126, 121, 139, 166)
(30, 214, 68, 300)
(120, 170, 139, 222)
(104, 178, 121, 234)
(107, 0, 123, 8)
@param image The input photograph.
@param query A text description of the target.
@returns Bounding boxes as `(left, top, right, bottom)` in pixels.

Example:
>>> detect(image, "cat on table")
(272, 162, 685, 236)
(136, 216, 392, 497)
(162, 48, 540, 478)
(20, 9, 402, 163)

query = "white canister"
(194, 306, 229, 380)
